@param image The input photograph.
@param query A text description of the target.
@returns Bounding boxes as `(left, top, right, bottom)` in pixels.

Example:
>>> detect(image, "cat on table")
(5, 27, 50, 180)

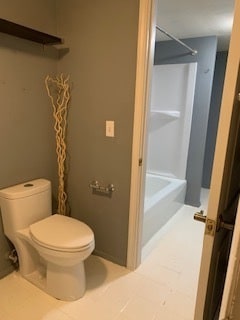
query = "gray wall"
(0, 0, 59, 278)
(202, 51, 228, 188)
(56, 1, 139, 265)
(154, 36, 217, 206)
(0, 0, 140, 277)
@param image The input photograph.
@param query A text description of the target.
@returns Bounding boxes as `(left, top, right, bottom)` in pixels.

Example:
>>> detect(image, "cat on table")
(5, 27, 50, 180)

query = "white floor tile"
(119, 295, 158, 320)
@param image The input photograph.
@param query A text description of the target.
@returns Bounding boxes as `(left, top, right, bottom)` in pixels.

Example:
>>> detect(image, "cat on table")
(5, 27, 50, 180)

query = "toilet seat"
(30, 214, 94, 253)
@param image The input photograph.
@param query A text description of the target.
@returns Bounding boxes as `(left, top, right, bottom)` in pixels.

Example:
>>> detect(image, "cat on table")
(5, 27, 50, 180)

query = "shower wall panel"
(146, 63, 197, 180)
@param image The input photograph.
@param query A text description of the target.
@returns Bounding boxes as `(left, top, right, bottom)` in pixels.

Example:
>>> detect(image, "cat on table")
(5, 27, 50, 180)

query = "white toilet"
(0, 179, 95, 301)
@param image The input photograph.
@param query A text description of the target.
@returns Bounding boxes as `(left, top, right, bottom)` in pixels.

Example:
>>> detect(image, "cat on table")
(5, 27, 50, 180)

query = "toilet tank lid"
(0, 179, 51, 200)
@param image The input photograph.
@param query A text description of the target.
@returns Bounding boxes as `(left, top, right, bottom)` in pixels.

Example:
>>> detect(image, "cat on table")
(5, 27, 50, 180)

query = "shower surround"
(142, 63, 197, 252)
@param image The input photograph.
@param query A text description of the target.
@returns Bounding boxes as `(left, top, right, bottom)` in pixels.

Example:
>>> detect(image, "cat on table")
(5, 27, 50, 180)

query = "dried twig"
(45, 74, 70, 215)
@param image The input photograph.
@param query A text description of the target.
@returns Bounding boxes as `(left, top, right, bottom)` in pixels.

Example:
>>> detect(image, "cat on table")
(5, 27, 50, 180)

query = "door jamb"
(127, 0, 157, 270)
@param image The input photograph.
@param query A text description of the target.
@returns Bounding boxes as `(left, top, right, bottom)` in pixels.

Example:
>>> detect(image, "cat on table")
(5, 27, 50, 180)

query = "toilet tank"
(0, 179, 52, 240)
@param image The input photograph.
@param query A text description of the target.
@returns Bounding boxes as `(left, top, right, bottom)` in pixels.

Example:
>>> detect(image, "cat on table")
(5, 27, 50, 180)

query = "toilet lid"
(30, 214, 94, 252)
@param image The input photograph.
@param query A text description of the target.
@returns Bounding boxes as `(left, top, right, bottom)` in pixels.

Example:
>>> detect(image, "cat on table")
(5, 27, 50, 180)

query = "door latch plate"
(205, 218, 216, 236)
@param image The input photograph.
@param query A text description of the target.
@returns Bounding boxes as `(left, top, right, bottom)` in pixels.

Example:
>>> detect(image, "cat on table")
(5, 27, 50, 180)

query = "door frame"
(127, 0, 157, 270)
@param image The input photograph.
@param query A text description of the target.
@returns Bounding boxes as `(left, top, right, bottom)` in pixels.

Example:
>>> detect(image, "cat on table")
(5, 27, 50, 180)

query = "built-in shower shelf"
(151, 110, 180, 120)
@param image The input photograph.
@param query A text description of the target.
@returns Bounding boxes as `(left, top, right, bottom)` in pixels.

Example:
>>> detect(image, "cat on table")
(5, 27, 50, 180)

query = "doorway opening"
(140, 36, 229, 320)
(130, 1, 237, 317)
(141, 46, 229, 260)
(127, 0, 234, 317)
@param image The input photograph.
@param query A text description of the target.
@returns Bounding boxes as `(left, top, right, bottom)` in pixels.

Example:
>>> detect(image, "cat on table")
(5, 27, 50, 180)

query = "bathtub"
(142, 173, 186, 248)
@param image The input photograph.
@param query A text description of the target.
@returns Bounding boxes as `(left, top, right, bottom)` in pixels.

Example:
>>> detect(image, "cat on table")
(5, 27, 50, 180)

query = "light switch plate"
(106, 120, 115, 137)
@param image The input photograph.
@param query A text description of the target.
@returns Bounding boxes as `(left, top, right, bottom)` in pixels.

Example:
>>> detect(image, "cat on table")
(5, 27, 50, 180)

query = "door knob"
(194, 210, 207, 223)
(194, 210, 215, 236)
(194, 210, 234, 236)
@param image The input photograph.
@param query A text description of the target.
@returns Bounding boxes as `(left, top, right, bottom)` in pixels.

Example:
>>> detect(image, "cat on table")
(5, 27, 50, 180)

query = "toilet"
(0, 179, 95, 301)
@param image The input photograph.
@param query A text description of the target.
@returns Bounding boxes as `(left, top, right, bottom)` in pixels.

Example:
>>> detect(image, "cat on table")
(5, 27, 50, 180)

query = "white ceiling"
(156, 0, 235, 51)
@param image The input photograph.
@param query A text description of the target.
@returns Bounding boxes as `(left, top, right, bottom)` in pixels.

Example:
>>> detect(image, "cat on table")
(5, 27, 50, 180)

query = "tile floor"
(0, 191, 207, 320)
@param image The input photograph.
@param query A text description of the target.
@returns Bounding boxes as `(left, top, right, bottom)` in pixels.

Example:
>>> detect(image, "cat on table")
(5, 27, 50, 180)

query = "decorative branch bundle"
(45, 74, 70, 215)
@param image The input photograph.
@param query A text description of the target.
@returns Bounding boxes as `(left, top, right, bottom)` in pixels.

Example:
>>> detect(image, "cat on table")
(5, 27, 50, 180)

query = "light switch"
(106, 120, 115, 137)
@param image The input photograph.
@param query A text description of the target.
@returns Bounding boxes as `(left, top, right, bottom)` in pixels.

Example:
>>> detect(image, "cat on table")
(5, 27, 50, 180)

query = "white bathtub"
(142, 173, 186, 247)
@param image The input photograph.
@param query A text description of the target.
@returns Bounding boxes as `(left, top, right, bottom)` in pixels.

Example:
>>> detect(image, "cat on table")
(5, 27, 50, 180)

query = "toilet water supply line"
(45, 74, 70, 216)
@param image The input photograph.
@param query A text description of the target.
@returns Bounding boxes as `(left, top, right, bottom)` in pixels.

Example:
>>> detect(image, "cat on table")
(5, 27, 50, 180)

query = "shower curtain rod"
(156, 25, 198, 56)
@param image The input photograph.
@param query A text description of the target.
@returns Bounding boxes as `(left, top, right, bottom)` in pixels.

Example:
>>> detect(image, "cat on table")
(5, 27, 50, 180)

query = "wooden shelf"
(0, 18, 62, 45)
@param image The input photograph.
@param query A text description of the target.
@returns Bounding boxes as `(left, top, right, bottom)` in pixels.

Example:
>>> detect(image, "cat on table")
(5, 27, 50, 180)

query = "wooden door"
(194, 1, 240, 318)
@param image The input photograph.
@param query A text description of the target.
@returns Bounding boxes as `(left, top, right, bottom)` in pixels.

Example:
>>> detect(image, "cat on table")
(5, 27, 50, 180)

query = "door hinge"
(138, 158, 143, 166)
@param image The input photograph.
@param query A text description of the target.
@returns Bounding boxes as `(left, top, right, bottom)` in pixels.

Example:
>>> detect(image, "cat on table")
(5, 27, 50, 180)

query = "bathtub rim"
(144, 173, 186, 212)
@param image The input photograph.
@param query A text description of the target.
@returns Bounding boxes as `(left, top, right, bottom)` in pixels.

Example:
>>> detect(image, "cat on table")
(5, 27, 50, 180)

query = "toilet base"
(24, 260, 86, 301)
(47, 261, 86, 301)
(24, 268, 47, 291)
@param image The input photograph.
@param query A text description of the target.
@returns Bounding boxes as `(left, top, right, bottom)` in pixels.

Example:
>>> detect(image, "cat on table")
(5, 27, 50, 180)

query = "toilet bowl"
(18, 214, 95, 300)
(0, 179, 95, 301)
